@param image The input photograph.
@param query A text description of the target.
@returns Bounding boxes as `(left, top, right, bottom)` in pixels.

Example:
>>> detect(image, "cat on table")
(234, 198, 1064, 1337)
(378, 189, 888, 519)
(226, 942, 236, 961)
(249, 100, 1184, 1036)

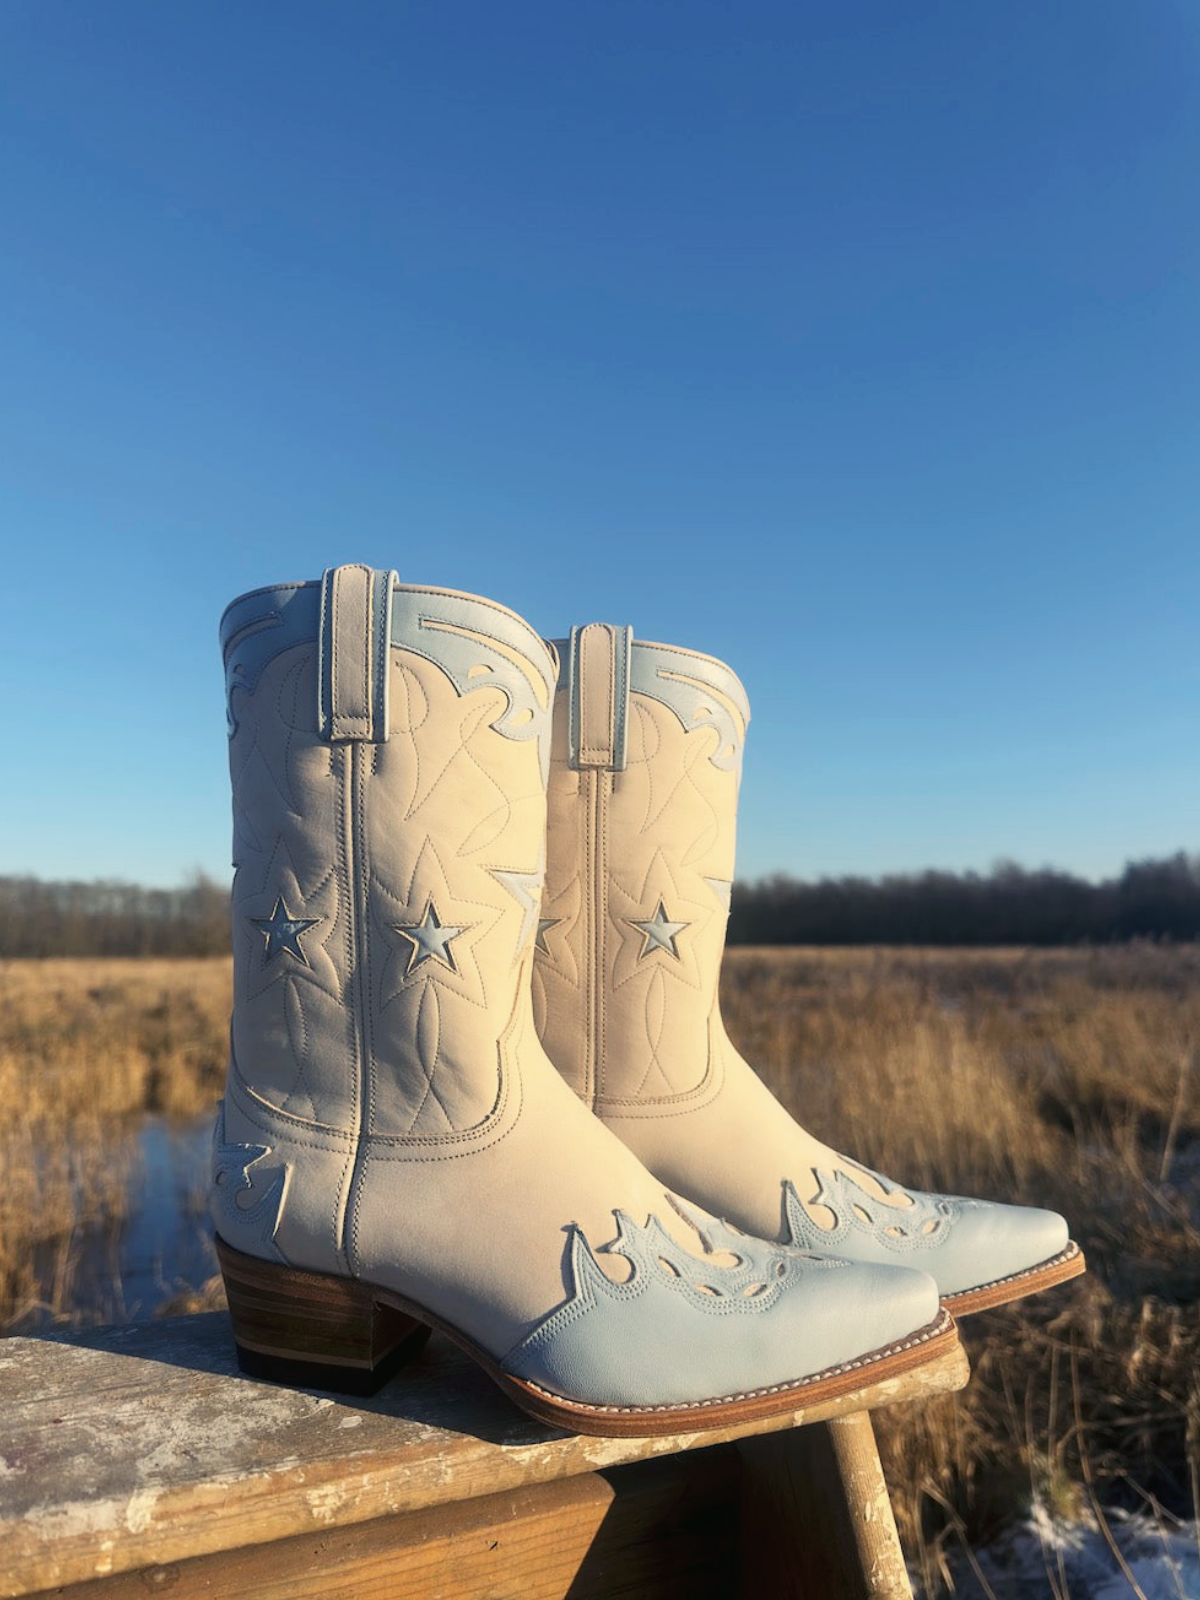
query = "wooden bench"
(0, 1313, 967, 1600)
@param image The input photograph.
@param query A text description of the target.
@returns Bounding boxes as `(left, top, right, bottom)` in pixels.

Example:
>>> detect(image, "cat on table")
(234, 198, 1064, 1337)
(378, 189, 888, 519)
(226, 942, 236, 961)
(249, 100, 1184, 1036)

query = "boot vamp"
(504, 1222, 940, 1409)
(602, 1037, 1069, 1301)
(782, 1169, 1069, 1298)
(218, 1057, 945, 1407)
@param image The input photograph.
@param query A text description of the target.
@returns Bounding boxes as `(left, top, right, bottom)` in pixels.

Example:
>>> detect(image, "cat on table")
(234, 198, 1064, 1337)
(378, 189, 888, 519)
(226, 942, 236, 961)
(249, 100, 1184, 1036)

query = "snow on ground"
(935, 1504, 1200, 1599)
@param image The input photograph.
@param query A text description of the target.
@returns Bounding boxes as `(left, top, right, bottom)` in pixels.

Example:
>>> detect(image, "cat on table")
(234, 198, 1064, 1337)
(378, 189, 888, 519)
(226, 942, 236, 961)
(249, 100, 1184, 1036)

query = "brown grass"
(0, 957, 229, 1325)
(720, 944, 1200, 1590)
(3, 945, 1198, 1590)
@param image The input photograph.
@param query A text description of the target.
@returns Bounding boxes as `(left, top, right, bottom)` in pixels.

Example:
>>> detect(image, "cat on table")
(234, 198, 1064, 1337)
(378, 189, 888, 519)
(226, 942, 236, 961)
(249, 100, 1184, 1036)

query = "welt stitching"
(515, 1316, 951, 1414)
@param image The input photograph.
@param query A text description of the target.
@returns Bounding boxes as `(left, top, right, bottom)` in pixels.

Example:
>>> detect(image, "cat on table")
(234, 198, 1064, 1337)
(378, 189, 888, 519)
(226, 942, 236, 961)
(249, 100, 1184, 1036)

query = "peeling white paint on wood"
(0, 1310, 968, 1597)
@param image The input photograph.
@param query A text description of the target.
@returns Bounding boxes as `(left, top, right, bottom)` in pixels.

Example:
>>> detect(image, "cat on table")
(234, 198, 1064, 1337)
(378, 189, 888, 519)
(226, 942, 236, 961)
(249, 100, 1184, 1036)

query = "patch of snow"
(937, 1504, 1200, 1599)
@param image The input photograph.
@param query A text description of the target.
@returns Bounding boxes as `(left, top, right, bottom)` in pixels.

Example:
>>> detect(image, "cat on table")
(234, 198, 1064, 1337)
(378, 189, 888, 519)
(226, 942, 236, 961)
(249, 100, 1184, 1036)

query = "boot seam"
(348, 741, 377, 1273)
(334, 742, 363, 1275)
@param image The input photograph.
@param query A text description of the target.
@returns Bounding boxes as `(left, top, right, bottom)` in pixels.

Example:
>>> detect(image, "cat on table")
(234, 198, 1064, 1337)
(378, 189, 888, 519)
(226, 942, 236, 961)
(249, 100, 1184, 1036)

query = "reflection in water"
(120, 1112, 219, 1315)
(26, 1110, 217, 1331)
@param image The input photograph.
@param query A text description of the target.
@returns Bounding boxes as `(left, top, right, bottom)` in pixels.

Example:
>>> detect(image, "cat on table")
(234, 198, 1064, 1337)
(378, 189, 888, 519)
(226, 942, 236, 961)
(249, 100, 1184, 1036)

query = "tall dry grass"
(0, 958, 229, 1326)
(721, 944, 1200, 1592)
(2, 946, 1197, 1591)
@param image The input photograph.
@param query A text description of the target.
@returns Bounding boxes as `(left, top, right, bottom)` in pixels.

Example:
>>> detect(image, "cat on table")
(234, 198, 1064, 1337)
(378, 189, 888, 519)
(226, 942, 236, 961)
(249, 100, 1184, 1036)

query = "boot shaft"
(223, 568, 557, 1142)
(535, 623, 750, 1111)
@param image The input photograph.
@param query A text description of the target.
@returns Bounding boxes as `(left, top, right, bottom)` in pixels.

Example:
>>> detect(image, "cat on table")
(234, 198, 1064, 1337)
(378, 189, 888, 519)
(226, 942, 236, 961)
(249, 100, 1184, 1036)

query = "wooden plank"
(19, 1446, 744, 1600)
(18, 1476, 618, 1600)
(738, 1413, 912, 1600)
(0, 1312, 968, 1596)
(569, 1445, 742, 1600)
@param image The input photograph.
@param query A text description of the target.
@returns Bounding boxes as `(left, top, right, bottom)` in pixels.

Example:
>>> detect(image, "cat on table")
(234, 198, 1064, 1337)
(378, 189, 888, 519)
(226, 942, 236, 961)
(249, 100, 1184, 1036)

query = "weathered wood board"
(0, 1312, 968, 1597)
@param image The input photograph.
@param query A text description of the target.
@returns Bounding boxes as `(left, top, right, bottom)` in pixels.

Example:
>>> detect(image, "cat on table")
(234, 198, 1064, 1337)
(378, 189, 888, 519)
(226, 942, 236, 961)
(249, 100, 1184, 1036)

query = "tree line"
(0, 874, 230, 958)
(2, 852, 1199, 957)
(727, 852, 1200, 946)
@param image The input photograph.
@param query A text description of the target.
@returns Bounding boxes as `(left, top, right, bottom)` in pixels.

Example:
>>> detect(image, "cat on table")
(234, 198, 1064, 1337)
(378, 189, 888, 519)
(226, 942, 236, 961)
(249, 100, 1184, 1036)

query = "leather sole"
(941, 1240, 1086, 1316)
(216, 1234, 962, 1438)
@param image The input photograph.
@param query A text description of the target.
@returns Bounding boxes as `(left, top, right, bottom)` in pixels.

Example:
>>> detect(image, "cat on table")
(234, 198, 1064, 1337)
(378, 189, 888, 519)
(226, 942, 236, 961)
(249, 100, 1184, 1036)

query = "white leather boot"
(534, 623, 1085, 1315)
(212, 568, 955, 1436)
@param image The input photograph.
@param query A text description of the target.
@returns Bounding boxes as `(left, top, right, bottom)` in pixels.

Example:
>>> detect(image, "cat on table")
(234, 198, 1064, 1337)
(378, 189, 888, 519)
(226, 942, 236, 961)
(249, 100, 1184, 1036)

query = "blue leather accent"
(390, 587, 557, 782)
(210, 1103, 289, 1262)
(502, 1210, 939, 1409)
(220, 583, 321, 735)
(221, 579, 556, 769)
(782, 1168, 1069, 1298)
(629, 642, 751, 777)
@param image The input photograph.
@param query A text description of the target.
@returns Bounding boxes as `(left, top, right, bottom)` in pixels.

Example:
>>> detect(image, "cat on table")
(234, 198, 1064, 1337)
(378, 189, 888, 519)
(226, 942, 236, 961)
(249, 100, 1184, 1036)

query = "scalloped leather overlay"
(783, 1167, 955, 1257)
(503, 1207, 939, 1409)
(628, 642, 750, 779)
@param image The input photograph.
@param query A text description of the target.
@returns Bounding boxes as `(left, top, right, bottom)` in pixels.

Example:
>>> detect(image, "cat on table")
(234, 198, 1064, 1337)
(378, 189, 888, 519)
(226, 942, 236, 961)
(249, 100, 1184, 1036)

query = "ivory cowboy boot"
(533, 624, 1085, 1315)
(211, 567, 956, 1437)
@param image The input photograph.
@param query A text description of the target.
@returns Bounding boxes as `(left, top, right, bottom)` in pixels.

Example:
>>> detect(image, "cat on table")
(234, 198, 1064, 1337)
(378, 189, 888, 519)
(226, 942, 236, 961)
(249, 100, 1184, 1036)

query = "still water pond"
(27, 1110, 218, 1331)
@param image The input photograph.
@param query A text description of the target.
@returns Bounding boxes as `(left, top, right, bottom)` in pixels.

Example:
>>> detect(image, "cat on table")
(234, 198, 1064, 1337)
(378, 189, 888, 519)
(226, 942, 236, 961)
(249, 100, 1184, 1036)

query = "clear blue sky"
(1, 2, 1197, 888)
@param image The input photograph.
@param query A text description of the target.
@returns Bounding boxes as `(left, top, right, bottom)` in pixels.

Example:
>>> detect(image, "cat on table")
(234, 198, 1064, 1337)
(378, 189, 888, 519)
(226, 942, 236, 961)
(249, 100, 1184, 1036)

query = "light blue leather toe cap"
(503, 1211, 941, 1410)
(782, 1165, 1070, 1299)
(920, 1198, 1068, 1296)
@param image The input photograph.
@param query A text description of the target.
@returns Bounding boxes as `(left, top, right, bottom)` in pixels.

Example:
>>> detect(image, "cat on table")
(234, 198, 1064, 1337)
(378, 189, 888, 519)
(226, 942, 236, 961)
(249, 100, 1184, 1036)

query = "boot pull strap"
(317, 565, 397, 744)
(568, 622, 632, 771)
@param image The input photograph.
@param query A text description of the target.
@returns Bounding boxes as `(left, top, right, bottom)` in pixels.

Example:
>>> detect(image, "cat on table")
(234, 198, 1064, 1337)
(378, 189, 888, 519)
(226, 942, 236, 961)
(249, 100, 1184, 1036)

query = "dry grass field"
(2, 945, 1197, 1592)
(0, 958, 228, 1327)
(721, 945, 1200, 1593)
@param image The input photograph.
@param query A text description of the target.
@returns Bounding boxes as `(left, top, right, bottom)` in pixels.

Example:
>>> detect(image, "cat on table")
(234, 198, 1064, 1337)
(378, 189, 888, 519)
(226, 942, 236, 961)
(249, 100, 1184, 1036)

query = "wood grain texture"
(738, 1414, 913, 1600)
(0, 1312, 968, 1596)
(19, 1447, 745, 1600)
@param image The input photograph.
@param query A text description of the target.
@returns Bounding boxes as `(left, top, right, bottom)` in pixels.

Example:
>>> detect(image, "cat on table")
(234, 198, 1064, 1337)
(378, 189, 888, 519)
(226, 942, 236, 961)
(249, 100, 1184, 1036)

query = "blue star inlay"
(395, 901, 469, 975)
(535, 917, 562, 955)
(629, 900, 689, 960)
(250, 896, 322, 965)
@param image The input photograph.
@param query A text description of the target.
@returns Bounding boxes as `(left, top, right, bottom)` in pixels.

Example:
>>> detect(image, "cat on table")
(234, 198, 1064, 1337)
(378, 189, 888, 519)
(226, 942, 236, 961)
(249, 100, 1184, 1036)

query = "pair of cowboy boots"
(211, 567, 1082, 1438)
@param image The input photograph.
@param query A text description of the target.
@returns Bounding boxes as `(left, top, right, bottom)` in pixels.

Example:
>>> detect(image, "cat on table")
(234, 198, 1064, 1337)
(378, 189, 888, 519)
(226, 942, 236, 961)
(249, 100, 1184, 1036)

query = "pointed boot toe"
(932, 1199, 1077, 1313)
(781, 1168, 1082, 1311)
(502, 1221, 951, 1433)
